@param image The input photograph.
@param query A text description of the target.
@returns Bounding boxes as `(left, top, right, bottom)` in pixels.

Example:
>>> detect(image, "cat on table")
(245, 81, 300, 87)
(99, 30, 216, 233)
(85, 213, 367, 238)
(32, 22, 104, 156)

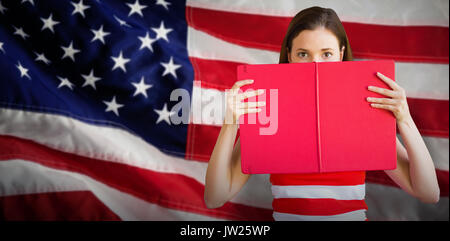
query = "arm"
(384, 125, 440, 203)
(204, 79, 265, 208)
(204, 126, 250, 208)
(367, 72, 440, 203)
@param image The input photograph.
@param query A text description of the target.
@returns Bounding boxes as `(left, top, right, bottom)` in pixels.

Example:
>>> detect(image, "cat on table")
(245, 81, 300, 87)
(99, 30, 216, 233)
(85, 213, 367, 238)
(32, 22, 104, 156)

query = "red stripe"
(185, 123, 240, 162)
(366, 170, 449, 197)
(0, 191, 121, 221)
(187, 6, 449, 64)
(190, 57, 449, 138)
(270, 171, 366, 186)
(190, 57, 238, 90)
(0, 135, 273, 221)
(186, 123, 221, 161)
(272, 198, 368, 216)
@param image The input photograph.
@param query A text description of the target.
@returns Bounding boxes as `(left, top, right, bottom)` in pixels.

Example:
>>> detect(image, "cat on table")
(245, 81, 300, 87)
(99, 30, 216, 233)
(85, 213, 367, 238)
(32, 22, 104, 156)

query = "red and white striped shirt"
(270, 171, 368, 221)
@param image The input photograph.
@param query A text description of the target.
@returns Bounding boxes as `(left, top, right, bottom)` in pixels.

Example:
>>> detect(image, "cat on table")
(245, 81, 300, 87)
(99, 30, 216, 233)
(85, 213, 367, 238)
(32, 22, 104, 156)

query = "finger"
(370, 103, 395, 111)
(376, 72, 399, 91)
(240, 101, 266, 109)
(367, 86, 398, 98)
(232, 79, 254, 90)
(366, 97, 397, 105)
(239, 89, 264, 100)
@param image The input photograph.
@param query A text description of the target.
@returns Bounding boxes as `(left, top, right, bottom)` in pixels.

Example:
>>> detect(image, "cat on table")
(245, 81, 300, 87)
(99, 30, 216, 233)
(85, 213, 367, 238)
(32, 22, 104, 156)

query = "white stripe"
(391, 62, 449, 100)
(396, 134, 449, 171)
(187, 27, 279, 64)
(366, 183, 449, 220)
(421, 136, 449, 171)
(273, 209, 367, 221)
(271, 184, 366, 200)
(0, 107, 273, 210)
(188, 29, 449, 100)
(187, 0, 449, 27)
(0, 159, 227, 220)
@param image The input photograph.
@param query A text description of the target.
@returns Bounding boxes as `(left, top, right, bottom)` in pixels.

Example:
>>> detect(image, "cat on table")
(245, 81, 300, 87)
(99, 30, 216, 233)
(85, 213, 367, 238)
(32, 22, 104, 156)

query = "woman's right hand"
(224, 79, 266, 124)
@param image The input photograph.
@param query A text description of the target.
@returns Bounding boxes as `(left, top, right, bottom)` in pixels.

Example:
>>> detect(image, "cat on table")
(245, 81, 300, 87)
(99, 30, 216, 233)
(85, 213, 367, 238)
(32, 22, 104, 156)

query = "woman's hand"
(367, 72, 412, 124)
(224, 79, 265, 124)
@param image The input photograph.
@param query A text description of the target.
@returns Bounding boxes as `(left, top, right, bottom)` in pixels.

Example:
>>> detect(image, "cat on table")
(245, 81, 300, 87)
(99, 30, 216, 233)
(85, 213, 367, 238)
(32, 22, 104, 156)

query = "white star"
(103, 96, 124, 116)
(61, 41, 80, 62)
(154, 103, 176, 125)
(111, 51, 130, 73)
(16, 61, 31, 80)
(41, 14, 60, 33)
(57, 76, 74, 90)
(21, 0, 34, 6)
(71, 0, 90, 18)
(113, 15, 131, 27)
(138, 32, 156, 52)
(160, 56, 181, 79)
(151, 21, 172, 42)
(0, 42, 4, 54)
(81, 69, 101, 89)
(34, 52, 51, 65)
(91, 25, 110, 44)
(132, 76, 152, 98)
(155, 0, 171, 10)
(0, 1, 8, 14)
(126, 0, 147, 17)
(13, 26, 29, 40)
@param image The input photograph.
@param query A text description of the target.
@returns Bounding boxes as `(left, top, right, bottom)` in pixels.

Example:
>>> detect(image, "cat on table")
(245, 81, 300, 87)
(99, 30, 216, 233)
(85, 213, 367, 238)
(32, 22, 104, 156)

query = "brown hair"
(279, 6, 353, 63)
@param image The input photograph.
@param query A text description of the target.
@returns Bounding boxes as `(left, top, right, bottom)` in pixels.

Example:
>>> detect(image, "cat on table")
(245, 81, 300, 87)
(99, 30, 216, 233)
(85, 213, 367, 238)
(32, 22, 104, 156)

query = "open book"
(238, 60, 397, 174)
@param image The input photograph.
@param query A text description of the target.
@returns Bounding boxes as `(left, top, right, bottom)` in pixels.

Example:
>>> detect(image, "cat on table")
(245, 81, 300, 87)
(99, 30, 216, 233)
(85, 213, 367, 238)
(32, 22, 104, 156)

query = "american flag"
(0, 0, 448, 221)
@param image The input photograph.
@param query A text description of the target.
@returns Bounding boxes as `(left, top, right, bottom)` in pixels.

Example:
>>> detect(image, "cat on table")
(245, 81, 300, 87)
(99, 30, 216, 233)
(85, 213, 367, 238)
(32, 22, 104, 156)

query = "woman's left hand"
(367, 72, 412, 124)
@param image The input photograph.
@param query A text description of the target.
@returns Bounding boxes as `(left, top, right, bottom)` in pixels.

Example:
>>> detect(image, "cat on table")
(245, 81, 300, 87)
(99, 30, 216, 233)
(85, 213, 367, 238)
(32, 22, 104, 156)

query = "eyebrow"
(296, 48, 334, 51)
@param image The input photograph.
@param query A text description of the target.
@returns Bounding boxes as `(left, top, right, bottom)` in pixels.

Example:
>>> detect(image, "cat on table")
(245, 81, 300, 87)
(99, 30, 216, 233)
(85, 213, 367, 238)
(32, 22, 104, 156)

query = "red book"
(238, 60, 397, 174)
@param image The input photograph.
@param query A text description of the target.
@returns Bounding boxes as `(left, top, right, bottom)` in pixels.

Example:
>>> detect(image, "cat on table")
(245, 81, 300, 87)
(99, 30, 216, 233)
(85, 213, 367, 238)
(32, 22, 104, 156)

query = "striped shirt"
(270, 171, 368, 221)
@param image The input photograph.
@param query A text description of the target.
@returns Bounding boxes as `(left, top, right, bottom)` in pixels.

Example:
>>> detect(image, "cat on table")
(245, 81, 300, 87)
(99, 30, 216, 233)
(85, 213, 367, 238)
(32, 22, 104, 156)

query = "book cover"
(238, 60, 397, 174)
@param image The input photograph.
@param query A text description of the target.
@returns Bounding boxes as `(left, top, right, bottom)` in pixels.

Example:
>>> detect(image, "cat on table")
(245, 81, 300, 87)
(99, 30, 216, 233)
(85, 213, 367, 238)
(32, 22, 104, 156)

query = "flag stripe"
(186, 0, 449, 27)
(365, 183, 449, 220)
(186, 6, 449, 63)
(407, 98, 449, 138)
(0, 159, 228, 221)
(0, 108, 273, 210)
(0, 191, 121, 221)
(0, 137, 274, 221)
(187, 26, 278, 64)
(367, 170, 449, 197)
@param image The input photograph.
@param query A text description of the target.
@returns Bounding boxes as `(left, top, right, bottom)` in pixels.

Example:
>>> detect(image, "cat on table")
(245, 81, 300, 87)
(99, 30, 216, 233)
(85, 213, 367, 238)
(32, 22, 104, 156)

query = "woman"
(204, 6, 440, 221)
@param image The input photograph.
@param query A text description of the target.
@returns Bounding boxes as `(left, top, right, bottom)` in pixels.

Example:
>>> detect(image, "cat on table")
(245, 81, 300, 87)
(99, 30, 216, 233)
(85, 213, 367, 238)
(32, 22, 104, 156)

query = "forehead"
(292, 27, 340, 50)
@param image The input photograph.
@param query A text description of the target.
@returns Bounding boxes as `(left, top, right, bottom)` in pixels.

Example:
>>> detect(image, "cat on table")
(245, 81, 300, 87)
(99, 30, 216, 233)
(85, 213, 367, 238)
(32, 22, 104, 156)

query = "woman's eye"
(324, 52, 333, 58)
(297, 52, 307, 58)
